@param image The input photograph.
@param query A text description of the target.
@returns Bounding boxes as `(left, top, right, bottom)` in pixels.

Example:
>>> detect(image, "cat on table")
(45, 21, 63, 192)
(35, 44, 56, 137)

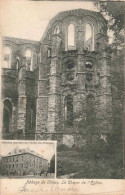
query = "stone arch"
(82, 15, 98, 51)
(25, 101, 36, 139)
(98, 21, 106, 34)
(64, 18, 77, 51)
(16, 57, 20, 70)
(30, 103, 36, 129)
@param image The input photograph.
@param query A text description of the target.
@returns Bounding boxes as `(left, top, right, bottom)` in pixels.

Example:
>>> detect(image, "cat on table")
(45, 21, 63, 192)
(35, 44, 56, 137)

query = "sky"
(1, 141, 56, 162)
(1, 0, 98, 41)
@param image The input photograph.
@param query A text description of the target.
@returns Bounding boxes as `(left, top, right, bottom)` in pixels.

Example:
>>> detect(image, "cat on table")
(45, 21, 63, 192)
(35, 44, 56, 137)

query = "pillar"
(17, 57, 27, 137)
(48, 35, 62, 134)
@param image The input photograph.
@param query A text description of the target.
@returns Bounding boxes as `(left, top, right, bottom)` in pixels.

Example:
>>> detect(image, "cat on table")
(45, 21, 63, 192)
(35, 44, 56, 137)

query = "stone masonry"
(2, 9, 113, 146)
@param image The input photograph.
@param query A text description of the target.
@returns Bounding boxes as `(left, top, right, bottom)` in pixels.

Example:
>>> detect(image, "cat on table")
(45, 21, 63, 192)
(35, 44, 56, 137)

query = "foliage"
(57, 144, 70, 152)
(94, 1, 125, 35)
(57, 2, 124, 178)
(49, 155, 55, 173)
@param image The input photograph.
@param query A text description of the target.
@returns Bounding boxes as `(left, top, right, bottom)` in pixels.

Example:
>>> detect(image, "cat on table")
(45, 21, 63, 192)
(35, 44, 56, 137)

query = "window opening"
(85, 23, 94, 51)
(3, 47, 11, 68)
(68, 24, 75, 50)
(25, 49, 32, 71)
(86, 94, 95, 125)
(54, 26, 60, 34)
(85, 61, 93, 69)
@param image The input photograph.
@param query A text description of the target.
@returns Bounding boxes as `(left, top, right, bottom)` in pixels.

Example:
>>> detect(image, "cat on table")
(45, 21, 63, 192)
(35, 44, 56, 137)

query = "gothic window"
(99, 22, 105, 34)
(25, 49, 32, 71)
(54, 25, 60, 34)
(3, 99, 12, 134)
(16, 57, 20, 70)
(3, 47, 11, 68)
(65, 95, 73, 126)
(85, 23, 94, 51)
(67, 24, 75, 50)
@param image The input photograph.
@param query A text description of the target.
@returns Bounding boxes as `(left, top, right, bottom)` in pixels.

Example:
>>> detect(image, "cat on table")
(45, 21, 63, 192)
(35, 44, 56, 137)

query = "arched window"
(3, 99, 12, 134)
(85, 24, 92, 42)
(85, 23, 94, 51)
(3, 47, 11, 68)
(67, 24, 75, 50)
(65, 95, 73, 126)
(25, 49, 32, 71)
(16, 57, 20, 70)
(54, 25, 60, 34)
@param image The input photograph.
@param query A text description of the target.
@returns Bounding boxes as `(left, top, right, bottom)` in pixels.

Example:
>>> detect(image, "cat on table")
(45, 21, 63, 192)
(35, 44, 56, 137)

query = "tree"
(94, 1, 124, 178)
(94, 1, 125, 52)
(49, 155, 55, 173)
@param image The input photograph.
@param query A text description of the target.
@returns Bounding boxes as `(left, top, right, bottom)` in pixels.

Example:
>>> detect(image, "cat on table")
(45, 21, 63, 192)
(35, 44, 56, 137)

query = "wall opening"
(65, 95, 73, 127)
(54, 25, 60, 34)
(67, 24, 75, 50)
(85, 23, 94, 51)
(25, 49, 32, 71)
(3, 47, 11, 68)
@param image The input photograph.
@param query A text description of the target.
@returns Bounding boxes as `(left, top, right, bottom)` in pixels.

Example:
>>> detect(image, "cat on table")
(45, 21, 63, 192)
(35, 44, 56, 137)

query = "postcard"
(0, 0, 125, 194)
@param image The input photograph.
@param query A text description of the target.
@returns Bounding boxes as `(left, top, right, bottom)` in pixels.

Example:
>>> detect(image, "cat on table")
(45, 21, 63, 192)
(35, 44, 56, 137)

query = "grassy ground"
(57, 148, 123, 179)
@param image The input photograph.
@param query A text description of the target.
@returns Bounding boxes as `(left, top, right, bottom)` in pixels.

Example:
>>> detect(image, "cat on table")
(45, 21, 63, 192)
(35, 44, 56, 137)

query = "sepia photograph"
(0, 141, 56, 178)
(0, 0, 124, 182)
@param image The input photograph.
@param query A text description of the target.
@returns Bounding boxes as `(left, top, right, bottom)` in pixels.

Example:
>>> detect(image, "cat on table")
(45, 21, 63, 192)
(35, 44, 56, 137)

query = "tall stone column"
(17, 57, 27, 137)
(35, 44, 49, 139)
(75, 30, 86, 132)
(48, 35, 62, 135)
(97, 51, 112, 135)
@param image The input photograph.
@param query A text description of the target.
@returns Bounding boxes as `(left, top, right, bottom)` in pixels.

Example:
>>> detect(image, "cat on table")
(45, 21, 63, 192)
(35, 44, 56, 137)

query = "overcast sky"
(1, 141, 56, 162)
(1, 0, 98, 41)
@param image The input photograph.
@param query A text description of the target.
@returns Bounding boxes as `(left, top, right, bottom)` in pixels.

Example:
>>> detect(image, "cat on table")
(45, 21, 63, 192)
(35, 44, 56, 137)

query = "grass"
(57, 147, 123, 179)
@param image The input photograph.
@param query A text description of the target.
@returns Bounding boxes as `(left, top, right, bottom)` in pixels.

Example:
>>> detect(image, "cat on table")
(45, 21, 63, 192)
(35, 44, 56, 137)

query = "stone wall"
(2, 9, 114, 146)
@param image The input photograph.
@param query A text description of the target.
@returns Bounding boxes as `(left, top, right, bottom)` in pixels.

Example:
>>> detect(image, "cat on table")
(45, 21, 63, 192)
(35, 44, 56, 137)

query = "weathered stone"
(2, 9, 115, 145)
